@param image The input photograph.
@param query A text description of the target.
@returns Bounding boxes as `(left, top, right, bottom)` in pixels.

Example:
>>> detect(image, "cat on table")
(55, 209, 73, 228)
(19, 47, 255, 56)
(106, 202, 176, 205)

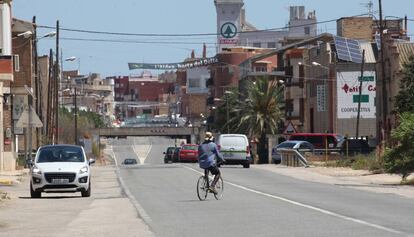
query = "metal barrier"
(278, 148, 309, 167)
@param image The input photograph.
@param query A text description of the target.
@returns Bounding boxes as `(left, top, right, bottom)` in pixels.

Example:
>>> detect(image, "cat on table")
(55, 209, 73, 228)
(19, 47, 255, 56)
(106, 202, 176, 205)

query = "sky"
(13, 0, 414, 78)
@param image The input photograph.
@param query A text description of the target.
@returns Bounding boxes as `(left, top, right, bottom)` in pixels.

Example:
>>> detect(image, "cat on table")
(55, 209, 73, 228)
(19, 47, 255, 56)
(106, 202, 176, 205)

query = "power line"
(36, 12, 373, 38)
(60, 37, 217, 45)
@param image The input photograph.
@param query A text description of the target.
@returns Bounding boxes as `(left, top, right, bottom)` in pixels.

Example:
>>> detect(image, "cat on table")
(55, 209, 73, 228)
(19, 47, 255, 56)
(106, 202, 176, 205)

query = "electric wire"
(36, 12, 374, 38)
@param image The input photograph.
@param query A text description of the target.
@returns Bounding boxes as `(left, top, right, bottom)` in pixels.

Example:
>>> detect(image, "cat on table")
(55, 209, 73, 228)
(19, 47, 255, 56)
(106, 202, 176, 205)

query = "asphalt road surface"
(111, 137, 414, 237)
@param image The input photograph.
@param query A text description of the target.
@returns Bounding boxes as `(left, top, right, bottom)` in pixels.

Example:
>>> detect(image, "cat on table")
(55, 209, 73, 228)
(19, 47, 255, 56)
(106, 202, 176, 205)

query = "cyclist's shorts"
(207, 166, 220, 175)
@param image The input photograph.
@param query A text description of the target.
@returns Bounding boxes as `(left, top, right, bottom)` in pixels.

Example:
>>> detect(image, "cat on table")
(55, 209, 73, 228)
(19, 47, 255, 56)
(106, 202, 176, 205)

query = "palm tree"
(229, 76, 284, 163)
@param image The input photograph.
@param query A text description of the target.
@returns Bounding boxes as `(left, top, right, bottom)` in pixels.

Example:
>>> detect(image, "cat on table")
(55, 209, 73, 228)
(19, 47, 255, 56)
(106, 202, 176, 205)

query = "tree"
(383, 112, 414, 181)
(395, 55, 414, 113)
(229, 76, 284, 163)
(383, 56, 414, 181)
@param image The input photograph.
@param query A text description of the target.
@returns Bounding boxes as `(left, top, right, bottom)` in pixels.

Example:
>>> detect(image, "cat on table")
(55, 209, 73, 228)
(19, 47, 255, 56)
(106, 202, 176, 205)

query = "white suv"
(30, 145, 95, 198)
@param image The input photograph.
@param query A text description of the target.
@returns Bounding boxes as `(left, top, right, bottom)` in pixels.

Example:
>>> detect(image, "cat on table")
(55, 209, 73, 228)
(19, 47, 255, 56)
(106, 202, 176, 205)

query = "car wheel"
(30, 182, 41, 198)
(243, 162, 250, 168)
(81, 182, 91, 197)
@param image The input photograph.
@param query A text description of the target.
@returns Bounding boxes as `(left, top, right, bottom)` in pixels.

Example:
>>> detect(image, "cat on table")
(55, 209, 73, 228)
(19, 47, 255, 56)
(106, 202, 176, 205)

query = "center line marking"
(182, 165, 405, 236)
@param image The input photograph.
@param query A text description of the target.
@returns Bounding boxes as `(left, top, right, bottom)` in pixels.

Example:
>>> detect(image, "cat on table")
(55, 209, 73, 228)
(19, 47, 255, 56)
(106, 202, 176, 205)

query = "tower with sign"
(215, 0, 243, 52)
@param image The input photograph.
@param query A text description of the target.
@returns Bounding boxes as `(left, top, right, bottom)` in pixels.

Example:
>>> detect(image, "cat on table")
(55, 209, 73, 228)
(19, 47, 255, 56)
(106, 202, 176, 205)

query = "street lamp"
(65, 56, 80, 73)
(312, 61, 330, 70)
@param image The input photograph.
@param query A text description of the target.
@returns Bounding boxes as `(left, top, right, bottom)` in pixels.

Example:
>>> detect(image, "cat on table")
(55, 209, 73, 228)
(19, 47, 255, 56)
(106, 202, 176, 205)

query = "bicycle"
(197, 168, 224, 201)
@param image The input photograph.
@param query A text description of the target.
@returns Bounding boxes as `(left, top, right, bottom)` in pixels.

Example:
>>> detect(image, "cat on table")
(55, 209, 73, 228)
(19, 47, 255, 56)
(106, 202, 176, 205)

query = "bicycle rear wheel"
(197, 176, 208, 201)
(214, 176, 224, 200)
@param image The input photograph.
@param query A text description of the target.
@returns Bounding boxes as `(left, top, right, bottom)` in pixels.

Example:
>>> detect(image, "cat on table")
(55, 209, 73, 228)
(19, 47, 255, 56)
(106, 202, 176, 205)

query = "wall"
(337, 17, 373, 41)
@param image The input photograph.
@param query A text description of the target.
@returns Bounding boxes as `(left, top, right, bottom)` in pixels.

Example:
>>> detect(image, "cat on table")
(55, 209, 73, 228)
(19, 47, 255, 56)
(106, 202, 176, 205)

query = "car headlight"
(79, 166, 88, 174)
(32, 165, 42, 175)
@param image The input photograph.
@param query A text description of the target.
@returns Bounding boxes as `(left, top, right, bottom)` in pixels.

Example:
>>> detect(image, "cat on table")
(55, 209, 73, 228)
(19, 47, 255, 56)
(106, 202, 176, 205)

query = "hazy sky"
(13, 0, 414, 77)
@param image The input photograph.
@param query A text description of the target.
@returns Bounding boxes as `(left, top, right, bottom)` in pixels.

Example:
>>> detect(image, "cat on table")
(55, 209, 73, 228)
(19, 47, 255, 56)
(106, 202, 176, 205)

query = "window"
(253, 42, 261, 48)
(267, 42, 276, 48)
(304, 27, 310, 35)
(13, 55, 20, 72)
(188, 78, 200, 88)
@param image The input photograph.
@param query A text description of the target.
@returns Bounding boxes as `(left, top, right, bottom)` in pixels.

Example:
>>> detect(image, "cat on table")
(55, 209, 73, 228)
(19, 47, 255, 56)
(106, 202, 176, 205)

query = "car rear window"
(220, 137, 247, 147)
(37, 146, 85, 163)
(182, 145, 197, 150)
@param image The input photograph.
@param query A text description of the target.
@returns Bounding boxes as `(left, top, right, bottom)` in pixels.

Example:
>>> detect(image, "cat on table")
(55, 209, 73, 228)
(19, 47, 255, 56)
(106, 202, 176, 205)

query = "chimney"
(191, 50, 195, 59)
(405, 15, 408, 34)
(202, 43, 207, 58)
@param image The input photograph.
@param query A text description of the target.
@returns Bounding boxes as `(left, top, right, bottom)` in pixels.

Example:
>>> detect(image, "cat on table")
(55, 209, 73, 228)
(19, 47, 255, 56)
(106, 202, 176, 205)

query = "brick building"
(112, 71, 175, 120)
(376, 37, 414, 142)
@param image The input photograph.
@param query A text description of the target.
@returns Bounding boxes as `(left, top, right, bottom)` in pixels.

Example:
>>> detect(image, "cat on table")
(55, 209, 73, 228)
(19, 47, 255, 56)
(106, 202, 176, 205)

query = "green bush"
(323, 153, 382, 172)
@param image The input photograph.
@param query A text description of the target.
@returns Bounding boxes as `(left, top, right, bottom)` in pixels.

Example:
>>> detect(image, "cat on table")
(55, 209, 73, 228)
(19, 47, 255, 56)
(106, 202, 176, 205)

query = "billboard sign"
(337, 71, 376, 119)
(219, 21, 239, 45)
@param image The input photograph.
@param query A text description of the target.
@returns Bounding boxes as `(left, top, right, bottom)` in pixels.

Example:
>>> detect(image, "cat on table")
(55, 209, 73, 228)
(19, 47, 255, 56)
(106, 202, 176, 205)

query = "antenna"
(360, 0, 374, 17)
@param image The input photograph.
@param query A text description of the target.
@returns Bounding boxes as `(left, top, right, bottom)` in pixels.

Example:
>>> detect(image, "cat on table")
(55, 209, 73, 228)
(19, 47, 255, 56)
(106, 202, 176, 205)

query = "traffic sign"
(16, 107, 43, 128)
(283, 121, 297, 134)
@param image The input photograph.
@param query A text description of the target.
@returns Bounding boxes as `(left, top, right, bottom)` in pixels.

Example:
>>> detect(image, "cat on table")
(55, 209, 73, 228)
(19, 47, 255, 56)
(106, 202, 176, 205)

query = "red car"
(179, 144, 199, 162)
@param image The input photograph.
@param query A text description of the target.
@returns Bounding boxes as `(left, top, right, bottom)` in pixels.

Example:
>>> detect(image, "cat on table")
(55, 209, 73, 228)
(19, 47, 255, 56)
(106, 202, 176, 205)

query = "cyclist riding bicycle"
(198, 132, 224, 195)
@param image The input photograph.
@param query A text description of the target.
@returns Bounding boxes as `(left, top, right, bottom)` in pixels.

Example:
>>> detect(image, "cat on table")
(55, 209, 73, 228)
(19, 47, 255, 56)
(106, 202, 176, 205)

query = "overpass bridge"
(92, 126, 206, 144)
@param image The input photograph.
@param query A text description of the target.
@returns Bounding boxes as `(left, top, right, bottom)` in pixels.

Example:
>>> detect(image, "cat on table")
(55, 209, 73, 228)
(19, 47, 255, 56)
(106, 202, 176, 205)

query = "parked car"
(122, 158, 138, 165)
(163, 147, 176, 163)
(215, 134, 252, 168)
(172, 147, 181, 162)
(288, 133, 344, 150)
(29, 144, 95, 198)
(272, 140, 314, 164)
(340, 139, 375, 156)
(178, 144, 199, 162)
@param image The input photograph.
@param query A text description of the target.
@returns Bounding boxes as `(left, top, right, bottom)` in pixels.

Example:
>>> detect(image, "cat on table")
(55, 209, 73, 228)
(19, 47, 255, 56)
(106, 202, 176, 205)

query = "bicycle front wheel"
(197, 176, 208, 201)
(214, 176, 224, 200)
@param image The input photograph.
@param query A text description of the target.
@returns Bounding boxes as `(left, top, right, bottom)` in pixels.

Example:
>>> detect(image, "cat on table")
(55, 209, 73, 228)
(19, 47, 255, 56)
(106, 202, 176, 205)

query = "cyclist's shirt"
(198, 141, 222, 169)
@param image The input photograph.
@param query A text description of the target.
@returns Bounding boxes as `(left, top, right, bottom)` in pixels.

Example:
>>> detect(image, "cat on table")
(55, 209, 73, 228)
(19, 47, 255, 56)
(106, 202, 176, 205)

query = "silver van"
(216, 134, 252, 168)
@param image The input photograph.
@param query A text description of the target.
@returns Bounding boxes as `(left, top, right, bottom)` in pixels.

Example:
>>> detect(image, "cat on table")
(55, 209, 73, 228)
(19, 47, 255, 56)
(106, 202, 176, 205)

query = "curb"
(0, 179, 13, 186)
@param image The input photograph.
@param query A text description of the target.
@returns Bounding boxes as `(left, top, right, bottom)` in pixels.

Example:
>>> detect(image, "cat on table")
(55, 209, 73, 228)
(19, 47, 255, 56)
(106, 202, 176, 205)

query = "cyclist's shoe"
(208, 187, 218, 195)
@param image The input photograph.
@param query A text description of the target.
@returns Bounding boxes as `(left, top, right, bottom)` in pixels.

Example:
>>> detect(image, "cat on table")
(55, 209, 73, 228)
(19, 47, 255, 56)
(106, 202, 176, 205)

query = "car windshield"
(182, 145, 197, 150)
(277, 142, 296, 148)
(124, 159, 136, 164)
(37, 146, 85, 163)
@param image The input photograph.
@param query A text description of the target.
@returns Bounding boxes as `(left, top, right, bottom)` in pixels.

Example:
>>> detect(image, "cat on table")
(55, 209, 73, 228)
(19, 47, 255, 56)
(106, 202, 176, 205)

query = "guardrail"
(278, 148, 309, 168)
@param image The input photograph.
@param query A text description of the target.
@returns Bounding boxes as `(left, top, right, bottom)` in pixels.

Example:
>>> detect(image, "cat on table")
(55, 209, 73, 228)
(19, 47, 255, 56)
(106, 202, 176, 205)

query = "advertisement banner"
(128, 57, 218, 70)
(337, 71, 376, 119)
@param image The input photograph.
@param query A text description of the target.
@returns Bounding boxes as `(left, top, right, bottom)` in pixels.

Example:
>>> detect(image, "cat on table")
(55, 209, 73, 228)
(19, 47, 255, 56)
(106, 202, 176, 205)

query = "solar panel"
(334, 36, 363, 63)
(375, 34, 381, 51)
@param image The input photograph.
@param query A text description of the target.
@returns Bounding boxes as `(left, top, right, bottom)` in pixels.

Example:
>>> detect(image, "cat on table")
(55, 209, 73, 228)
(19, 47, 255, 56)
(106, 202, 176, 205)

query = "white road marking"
(112, 151, 153, 226)
(182, 165, 405, 236)
(132, 138, 152, 164)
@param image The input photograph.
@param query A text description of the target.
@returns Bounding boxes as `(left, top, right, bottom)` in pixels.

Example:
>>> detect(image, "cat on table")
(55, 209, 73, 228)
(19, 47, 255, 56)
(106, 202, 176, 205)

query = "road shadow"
(177, 199, 212, 202)
(19, 195, 81, 199)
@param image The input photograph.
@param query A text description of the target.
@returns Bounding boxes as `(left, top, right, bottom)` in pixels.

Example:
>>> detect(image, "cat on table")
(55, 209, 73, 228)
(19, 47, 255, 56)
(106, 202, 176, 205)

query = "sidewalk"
(0, 169, 28, 186)
(0, 165, 154, 237)
(255, 164, 414, 199)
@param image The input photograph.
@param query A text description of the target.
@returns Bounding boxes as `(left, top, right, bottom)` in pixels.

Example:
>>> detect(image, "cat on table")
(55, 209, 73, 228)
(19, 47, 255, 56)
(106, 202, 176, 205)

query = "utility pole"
(32, 16, 41, 147)
(74, 87, 78, 145)
(356, 50, 365, 139)
(226, 95, 229, 134)
(379, 0, 388, 144)
(54, 20, 60, 143)
(47, 49, 54, 142)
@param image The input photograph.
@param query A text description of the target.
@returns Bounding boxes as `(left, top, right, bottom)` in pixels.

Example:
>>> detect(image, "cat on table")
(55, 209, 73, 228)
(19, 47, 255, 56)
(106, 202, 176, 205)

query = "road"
(111, 137, 414, 237)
